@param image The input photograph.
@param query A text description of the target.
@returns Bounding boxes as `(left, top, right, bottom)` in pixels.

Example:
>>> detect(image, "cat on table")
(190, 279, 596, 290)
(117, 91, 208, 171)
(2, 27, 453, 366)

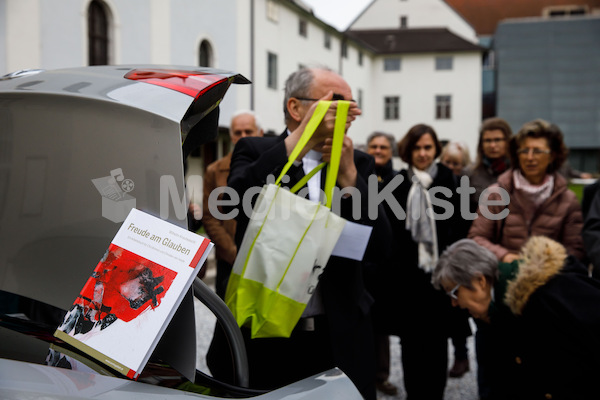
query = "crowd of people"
(197, 66, 600, 400)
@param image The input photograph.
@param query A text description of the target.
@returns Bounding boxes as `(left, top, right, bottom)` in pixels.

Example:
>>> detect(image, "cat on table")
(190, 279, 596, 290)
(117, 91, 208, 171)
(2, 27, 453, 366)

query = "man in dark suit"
(208, 67, 389, 400)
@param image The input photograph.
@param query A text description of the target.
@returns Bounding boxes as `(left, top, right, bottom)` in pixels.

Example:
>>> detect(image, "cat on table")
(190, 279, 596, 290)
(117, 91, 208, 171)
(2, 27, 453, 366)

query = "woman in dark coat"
(382, 124, 461, 400)
(433, 236, 600, 400)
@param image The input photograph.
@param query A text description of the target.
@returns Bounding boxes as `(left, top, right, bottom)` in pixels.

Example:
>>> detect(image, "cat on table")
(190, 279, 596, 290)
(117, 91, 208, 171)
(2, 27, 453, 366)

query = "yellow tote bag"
(225, 101, 349, 338)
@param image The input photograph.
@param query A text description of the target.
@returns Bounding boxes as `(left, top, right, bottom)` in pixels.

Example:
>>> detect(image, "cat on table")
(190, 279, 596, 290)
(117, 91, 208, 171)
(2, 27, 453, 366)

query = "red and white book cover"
(54, 208, 213, 379)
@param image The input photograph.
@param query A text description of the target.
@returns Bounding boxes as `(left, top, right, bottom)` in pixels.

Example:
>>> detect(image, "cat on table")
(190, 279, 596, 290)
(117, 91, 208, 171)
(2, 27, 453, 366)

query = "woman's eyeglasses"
(516, 148, 551, 156)
(447, 284, 460, 300)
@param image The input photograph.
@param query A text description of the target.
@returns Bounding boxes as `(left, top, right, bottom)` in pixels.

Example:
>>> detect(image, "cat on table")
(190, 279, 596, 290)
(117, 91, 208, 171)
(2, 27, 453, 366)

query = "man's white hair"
(230, 109, 263, 132)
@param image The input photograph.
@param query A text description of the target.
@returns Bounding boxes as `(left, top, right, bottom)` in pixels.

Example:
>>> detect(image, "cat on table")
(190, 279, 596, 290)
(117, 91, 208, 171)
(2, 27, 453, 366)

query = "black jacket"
(504, 237, 600, 400)
(484, 237, 600, 400)
(211, 132, 391, 399)
(379, 163, 461, 335)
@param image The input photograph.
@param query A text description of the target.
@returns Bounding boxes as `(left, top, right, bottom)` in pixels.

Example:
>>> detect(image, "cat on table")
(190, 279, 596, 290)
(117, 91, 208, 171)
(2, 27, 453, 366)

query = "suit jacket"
(201, 152, 237, 265)
(224, 131, 390, 399)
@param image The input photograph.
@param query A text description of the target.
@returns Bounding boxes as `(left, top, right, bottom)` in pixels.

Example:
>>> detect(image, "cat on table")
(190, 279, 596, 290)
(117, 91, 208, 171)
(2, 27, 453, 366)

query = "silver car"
(0, 65, 363, 399)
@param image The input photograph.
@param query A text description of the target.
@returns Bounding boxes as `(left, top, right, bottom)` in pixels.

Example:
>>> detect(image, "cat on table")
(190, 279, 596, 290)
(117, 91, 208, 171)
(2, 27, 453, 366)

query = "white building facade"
(349, 0, 478, 42)
(0, 0, 482, 155)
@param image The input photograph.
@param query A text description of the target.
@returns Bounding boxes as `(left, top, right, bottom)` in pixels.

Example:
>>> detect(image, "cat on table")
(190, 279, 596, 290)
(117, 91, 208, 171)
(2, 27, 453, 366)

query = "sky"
(300, 0, 373, 31)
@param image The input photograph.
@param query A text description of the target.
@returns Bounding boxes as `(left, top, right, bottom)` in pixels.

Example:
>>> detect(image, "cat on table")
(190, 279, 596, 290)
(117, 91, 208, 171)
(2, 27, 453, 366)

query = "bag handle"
(323, 100, 349, 208)
(275, 100, 350, 209)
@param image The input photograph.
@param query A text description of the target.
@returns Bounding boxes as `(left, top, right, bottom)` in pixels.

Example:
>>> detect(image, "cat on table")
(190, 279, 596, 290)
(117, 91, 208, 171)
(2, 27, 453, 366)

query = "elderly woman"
(381, 124, 460, 399)
(432, 237, 600, 400)
(468, 119, 585, 263)
(440, 140, 471, 177)
(366, 131, 397, 187)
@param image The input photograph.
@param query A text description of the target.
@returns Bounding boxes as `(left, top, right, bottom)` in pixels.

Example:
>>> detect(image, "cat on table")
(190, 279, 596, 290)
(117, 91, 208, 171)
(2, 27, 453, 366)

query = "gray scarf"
(406, 163, 439, 272)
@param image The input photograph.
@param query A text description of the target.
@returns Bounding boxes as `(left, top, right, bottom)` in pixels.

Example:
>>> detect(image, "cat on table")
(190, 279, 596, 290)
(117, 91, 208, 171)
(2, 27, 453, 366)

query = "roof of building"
(345, 27, 483, 54)
(444, 0, 600, 35)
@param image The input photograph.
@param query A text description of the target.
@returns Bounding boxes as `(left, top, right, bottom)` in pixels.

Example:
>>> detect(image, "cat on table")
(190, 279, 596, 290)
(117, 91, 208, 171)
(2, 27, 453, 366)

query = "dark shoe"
(449, 358, 470, 378)
(376, 380, 398, 395)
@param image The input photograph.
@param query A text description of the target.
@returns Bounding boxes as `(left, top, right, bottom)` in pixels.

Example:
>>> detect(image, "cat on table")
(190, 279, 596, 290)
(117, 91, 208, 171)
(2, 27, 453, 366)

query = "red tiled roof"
(444, 0, 600, 35)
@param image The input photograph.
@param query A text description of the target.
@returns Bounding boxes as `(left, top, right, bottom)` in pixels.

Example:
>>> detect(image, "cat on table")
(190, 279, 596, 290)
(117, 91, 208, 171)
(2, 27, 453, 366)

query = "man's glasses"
(368, 145, 391, 150)
(516, 148, 551, 156)
(295, 93, 355, 102)
(482, 138, 505, 145)
(447, 284, 460, 300)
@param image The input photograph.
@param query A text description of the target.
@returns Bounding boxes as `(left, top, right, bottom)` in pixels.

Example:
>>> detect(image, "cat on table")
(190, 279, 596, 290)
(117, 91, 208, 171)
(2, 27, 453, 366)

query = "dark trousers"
(215, 259, 233, 299)
(475, 321, 492, 399)
(243, 317, 333, 389)
(449, 307, 472, 360)
(375, 334, 391, 383)
(452, 335, 468, 360)
(208, 315, 376, 400)
(400, 332, 448, 400)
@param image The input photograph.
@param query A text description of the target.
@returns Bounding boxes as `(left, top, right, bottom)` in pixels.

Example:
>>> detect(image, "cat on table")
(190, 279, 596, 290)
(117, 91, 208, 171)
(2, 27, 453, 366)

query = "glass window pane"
(384, 58, 401, 71)
(88, 0, 109, 65)
(267, 52, 278, 89)
(384, 96, 400, 120)
(435, 95, 451, 119)
(435, 56, 453, 70)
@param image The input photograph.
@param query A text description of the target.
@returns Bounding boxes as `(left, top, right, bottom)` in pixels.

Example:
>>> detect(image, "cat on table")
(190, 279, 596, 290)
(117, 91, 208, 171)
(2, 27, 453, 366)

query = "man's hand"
(322, 136, 357, 188)
(285, 91, 361, 159)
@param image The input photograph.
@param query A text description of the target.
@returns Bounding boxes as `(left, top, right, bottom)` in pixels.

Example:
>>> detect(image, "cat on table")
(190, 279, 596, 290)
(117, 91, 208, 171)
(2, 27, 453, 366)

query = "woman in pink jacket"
(468, 118, 585, 262)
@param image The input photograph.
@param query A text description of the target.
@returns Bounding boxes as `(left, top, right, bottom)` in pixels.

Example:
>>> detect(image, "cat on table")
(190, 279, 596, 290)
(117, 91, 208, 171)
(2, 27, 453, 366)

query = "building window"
(358, 51, 363, 66)
(384, 57, 401, 71)
(358, 89, 363, 110)
(199, 40, 213, 67)
(483, 50, 495, 70)
(435, 95, 452, 119)
(384, 96, 400, 120)
(568, 8, 586, 15)
(88, 0, 109, 65)
(299, 19, 308, 37)
(266, 0, 279, 22)
(435, 56, 453, 70)
(400, 16, 408, 28)
(341, 41, 348, 58)
(324, 32, 331, 49)
(543, 5, 587, 17)
(267, 52, 278, 89)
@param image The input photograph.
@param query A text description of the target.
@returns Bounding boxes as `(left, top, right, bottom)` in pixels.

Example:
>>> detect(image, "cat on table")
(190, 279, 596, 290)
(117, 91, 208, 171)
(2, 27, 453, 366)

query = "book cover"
(54, 208, 213, 380)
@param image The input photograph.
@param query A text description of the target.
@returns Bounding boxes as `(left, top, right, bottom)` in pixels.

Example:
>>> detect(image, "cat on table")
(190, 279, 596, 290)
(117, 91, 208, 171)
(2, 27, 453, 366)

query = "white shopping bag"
(225, 100, 350, 338)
